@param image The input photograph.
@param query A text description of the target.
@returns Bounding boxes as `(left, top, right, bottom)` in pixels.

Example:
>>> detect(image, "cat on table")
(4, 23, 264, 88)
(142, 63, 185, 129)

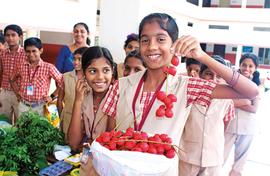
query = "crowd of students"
(0, 12, 262, 176)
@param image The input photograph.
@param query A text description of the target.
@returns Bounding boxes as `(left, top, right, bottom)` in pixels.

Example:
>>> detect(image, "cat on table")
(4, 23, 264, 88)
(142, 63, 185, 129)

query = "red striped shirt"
(14, 59, 63, 102)
(102, 77, 216, 119)
(0, 47, 26, 90)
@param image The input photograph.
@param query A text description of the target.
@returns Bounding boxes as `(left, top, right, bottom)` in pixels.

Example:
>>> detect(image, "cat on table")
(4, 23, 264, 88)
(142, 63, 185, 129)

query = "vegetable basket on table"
(90, 128, 178, 176)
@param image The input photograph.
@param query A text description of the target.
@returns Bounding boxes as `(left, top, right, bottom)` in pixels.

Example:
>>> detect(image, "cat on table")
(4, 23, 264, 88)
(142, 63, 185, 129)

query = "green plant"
(0, 111, 64, 175)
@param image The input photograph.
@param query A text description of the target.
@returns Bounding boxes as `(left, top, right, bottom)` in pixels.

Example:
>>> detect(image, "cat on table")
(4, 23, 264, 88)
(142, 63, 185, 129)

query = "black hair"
(200, 55, 226, 74)
(73, 47, 88, 55)
(185, 57, 201, 67)
(82, 46, 118, 80)
(4, 24, 23, 36)
(124, 50, 146, 68)
(124, 33, 139, 49)
(24, 37, 42, 50)
(0, 33, 5, 44)
(240, 53, 260, 86)
(73, 22, 91, 45)
(139, 13, 179, 42)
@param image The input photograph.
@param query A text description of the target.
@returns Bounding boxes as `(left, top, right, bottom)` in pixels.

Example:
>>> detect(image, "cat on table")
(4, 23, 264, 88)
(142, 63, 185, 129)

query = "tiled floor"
(223, 91, 270, 176)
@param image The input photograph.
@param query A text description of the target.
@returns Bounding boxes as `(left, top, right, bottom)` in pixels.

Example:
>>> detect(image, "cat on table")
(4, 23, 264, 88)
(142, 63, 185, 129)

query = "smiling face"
(73, 24, 89, 45)
(240, 58, 256, 78)
(84, 57, 113, 93)
(25, 45, 42, 65)
(139, 21, 173, 70)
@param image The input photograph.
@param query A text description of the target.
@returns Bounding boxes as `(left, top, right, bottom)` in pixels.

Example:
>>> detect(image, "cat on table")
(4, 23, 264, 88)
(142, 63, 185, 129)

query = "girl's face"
(25, 46, 42, 65)
(201, 68, 225, 84)
(186, 64, 200, 78)
(4, 30, 20, 47)
(125, 41, 139, 55)
(123, 57, 146, 77)
(73, 25, 89, 44)
(240, 58, 256, 78)
(84, 57, 113, 93)
(73, 54, 82, 71)
(139, 21, 173, 70)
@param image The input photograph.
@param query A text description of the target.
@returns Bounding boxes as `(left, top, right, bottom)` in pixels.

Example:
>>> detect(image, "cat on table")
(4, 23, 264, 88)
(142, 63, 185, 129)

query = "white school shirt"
(114, 70, 215, 175)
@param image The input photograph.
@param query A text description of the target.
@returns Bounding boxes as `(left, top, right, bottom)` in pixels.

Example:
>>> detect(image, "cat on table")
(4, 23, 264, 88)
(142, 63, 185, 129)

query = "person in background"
(123, 50, 146, 77)
(52, 22, 90, 100)
(68, 46, 117, 176)
(0, 33, 7, 52)
(102, 13, 258, 175)
(179, 55, 235, 176)
(123, 33, 139, 55)
(55, 22, 90, 74)
(57, 46, 88, 142)
(0, 24, 26, 123)
(185, 57, 202, 78)
(224, 53, 262, 176)
(10, 37, 63, 117)
(118, 33, 139, 78)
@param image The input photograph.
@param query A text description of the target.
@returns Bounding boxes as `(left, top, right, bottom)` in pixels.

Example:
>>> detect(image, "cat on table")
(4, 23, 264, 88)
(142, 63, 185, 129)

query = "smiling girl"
(102, 13, 258, 175)
(224, 53, 263, 176)
(68, 46, 117, 175)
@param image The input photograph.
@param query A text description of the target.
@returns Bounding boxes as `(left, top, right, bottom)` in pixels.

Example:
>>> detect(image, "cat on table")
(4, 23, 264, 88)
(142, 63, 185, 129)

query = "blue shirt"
(55, 45, 74, 74)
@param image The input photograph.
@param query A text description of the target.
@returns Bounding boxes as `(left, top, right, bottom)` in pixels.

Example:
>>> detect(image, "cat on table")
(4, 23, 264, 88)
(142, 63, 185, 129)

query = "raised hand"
(171, 35, 205, 60)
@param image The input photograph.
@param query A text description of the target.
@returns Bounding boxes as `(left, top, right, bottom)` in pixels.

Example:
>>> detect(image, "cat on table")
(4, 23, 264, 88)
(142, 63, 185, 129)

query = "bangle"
(50, 94, 55, 99)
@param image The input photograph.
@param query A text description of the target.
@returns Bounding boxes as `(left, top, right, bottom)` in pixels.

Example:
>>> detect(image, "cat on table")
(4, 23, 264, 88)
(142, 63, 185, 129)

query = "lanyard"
(28, 65, 39, 84)
(132, 74, 165, 131)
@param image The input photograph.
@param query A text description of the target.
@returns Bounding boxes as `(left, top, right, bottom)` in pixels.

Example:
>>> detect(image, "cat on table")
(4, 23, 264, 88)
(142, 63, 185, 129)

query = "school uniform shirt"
(102, 70, 216, 175)
(0, 47, 26, 90)
(80, 89, 109, 176)
(179, 99, 235, 167)
(225, 108, 256, 135)
(15, 59, 63, 102)
(81, 88, 109, 140)
(61, 70, 77, 135)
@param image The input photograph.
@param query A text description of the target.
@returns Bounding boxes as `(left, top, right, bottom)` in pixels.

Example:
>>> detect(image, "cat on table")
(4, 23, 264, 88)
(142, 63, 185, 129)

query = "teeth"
(95, 83, 105, 86)
(148, 54, 160, 58)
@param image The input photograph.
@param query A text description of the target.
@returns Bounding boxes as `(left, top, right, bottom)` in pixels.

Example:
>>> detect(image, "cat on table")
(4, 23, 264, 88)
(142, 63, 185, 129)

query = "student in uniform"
(101, 13, 258, 175)
(57, 47, 88, 142)
(185, 57, 201, 78)
(10, 37, 63, 117)
(224, 53, 262, 176)
(0, 24, 26, 123)
(68, 46, 117, 176)
(123, 50, 146, 77)
(179, 55, 235, 176)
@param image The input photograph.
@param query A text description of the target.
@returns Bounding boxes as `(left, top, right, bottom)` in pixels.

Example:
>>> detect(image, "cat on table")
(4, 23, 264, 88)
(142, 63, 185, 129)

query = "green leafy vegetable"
(0, 111, 64, 175)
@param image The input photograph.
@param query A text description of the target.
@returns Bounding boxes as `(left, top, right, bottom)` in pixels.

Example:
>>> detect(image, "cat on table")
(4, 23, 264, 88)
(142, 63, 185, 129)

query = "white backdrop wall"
(0, 0, 97, 45)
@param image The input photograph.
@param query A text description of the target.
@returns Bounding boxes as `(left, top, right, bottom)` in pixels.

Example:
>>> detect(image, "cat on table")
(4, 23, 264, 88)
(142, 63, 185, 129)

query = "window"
(258, 48, 270, 65)
(187, 0, 199, 6)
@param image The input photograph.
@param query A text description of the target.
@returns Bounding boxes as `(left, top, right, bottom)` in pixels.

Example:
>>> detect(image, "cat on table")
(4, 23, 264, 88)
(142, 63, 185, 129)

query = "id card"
(80, 146, 92, 164)
(27, 85, 34, 95)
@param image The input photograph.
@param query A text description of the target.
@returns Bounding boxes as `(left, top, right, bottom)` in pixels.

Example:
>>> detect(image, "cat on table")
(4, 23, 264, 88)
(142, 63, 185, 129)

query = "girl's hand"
(75, 78, 88, 103)
(171, 35, 205, 60)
